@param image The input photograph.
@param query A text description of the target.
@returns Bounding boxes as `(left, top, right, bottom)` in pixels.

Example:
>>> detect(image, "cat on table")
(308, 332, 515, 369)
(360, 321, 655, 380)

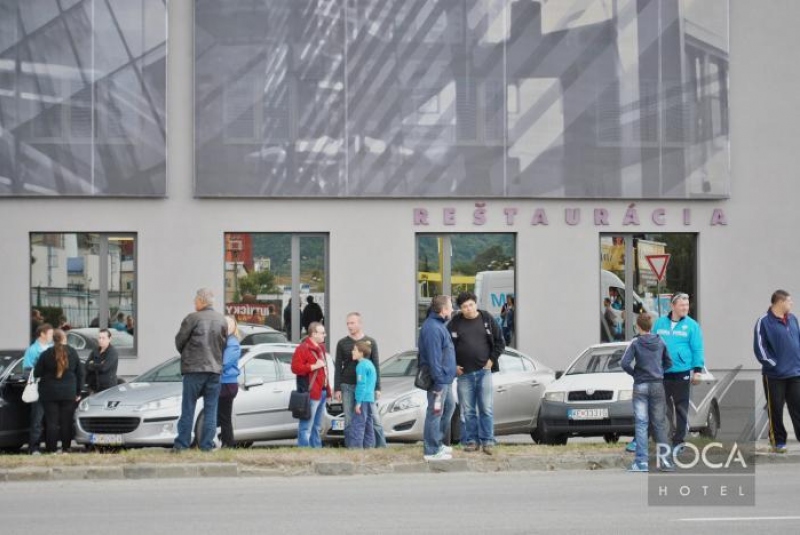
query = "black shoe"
(170, 447, 184, 454)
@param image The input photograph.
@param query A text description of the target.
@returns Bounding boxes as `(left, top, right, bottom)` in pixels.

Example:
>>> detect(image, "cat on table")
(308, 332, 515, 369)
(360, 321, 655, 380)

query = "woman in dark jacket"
(34, 329, 84, 453)
(84, 328, 119, 393)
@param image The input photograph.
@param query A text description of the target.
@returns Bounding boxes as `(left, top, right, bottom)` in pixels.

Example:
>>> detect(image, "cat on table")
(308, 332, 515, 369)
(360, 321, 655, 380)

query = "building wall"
(1, 0, 798, 376)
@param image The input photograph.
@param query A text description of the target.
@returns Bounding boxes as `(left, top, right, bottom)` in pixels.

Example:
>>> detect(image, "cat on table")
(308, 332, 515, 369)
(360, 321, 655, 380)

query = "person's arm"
(33, 350, 46, 378)
(333, 340, 344, 394)
(429, 330, 448, 390)
(754, 317, 778, 369)
(222, 339, 240, 370)
(73, 349, 85, 399)
(690, 321, 705, 375)
(620, 343, 636, 376)
(84, 350, 97, 372)
(174, 315, 194, 353)
(662, 343, 673, 372)
(486, 311, 505, 370)
(369, 338, 381, 394)
(96, 346, 119, 375)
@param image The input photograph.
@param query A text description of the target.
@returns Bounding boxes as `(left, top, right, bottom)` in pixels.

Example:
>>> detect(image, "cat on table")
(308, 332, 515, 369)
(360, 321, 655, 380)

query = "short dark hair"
(35, 323, 53, 338)
(99, 328, 112, 338)
(431, 295, 451, 313)
(456, 291, 477, 307)
(636, 313, 653, 333)
(306, 296, 315, 304)
(772, 290, 791, 305)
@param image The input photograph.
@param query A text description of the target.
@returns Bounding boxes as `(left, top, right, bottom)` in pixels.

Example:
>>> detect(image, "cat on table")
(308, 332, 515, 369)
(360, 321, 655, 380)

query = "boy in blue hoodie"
(346, 340, 377, 448)
(622, 313, 674, 472)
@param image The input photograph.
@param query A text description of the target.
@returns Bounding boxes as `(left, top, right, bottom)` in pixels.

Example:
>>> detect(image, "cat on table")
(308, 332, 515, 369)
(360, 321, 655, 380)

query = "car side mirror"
(243, 378, 265, 390)
(555, 371, 564, 379)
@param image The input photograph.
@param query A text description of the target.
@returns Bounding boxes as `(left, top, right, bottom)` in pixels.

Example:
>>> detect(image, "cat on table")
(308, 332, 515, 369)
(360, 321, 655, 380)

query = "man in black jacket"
(448, 292, 505, 454)
(85, 328, 119, 393)
(173, 288, 227, 452)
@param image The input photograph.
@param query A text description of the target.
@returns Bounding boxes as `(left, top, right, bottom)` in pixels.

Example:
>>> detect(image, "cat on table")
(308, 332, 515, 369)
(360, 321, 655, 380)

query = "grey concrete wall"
(1, 0, 797, 376)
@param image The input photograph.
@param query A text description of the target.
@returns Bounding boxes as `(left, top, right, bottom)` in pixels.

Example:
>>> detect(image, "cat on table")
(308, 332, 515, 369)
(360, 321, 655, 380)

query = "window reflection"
(0, 0, 166, 196)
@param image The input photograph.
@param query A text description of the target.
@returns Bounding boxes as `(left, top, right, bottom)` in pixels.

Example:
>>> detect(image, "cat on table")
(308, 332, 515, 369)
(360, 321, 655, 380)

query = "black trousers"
(217, 384, 239, 448)
(664, 376, 691, 446)
(762, 375, 800, 446)
(43, 399, 76, 452)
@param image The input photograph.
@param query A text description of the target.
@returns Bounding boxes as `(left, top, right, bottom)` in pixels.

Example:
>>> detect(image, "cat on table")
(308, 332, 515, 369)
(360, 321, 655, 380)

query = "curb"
(0, 452, 795, 482)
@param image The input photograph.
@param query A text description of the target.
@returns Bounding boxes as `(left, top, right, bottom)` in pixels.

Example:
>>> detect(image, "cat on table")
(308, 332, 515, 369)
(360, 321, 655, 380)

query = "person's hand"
(456, 366, 464, 376)
(484, 359, 493, 370)
(375, 390, 381, 400)
(691, 372, 702, 385)
(355, 404, 361, 415)
(335, 391, 342, 402)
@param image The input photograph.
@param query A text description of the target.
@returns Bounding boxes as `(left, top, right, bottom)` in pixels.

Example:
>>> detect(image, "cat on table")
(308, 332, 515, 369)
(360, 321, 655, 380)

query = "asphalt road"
(1, 464, 796, 534)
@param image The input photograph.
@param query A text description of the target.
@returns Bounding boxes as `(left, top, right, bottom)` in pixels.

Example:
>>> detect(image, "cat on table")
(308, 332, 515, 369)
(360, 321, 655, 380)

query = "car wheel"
(530, 426, 543, 444)
(537, 414, 567, 445)
(236, 441, 254, 449)
(603, 433, 620, 444)
(192, 411, 205, 448)
(700, 402, 720, 439)
(447, 404, 461, 446)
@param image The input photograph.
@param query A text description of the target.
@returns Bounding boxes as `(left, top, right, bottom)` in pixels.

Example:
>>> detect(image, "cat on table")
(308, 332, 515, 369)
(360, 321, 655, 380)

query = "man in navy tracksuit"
(419, 295, 457, 461)
(653, 293, 705, 453)
(753, 290, 800, 453)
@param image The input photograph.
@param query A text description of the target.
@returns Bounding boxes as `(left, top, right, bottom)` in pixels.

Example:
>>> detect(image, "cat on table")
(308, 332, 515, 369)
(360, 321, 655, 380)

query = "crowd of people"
(19, 286, 800, 462)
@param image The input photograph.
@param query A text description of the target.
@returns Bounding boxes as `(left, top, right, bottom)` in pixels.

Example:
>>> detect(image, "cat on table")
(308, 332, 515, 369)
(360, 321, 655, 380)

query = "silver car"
(323, 347, 556, 443)
(74, 343, 332, 448)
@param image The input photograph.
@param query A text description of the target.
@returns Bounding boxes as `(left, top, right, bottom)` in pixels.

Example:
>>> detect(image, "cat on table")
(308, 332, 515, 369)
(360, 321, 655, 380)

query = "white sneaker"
(442, 446, 453, 454)
(423, 448, 452, 461)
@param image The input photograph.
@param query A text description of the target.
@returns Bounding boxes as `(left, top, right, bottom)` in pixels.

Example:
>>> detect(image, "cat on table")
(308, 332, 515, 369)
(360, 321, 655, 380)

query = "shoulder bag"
(414, 363, 433, 391)
(22, 372, 39, 403)
(288, 368, 320, 420)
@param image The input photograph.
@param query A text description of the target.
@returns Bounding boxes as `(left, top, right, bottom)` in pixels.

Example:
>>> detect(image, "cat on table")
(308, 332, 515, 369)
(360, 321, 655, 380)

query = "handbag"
(22, 372, 39, 403)
(288, 368, 320, 419)
(414, 363, 433, 391)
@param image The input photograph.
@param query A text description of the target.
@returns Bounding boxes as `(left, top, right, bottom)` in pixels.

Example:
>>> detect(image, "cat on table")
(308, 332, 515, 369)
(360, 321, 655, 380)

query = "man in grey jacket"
(173, 288, 227, 452)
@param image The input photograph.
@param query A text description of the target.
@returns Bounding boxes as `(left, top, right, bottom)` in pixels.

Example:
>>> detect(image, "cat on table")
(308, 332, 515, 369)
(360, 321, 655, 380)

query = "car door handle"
(528, 381, 539, 387)
(272, 389, 284, 393)
(496, 387, 508, 393)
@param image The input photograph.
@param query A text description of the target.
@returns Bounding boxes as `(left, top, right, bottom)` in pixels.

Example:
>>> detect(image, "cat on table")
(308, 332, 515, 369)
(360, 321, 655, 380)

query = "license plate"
(331, 420, 345, 431)
(89, 433, 123, 445)
(567, 408, 609, 420)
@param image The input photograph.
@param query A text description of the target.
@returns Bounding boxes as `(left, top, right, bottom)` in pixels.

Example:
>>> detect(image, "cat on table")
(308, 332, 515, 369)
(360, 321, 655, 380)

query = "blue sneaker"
(625, 440, 637, 453)
(773, 443, 787, 454)
(672, 444, 686, 457)
(627, 461, 648, 472)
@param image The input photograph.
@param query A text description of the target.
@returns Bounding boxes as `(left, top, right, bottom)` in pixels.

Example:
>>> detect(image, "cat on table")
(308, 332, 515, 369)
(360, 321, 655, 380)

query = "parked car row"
(1, 339, 735, 452)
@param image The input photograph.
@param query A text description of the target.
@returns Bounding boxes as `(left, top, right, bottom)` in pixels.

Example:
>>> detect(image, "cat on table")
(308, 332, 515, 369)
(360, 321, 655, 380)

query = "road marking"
(677, 517, 800, 523)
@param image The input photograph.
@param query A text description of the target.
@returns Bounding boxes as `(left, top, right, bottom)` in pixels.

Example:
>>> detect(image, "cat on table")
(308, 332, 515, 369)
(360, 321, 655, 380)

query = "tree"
(238, 270, 278, 297)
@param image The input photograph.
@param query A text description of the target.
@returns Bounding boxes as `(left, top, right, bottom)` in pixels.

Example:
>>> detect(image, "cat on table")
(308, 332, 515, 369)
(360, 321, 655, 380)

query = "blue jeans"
(345, 402, 375, 448)
(298, 390, 326, 448)
(174, 372, 221, 451)
(423, 386, 456, 455)
(457, 369, 495, 446)
(632, 382, 670, 466)
(342, 383, 386, 448)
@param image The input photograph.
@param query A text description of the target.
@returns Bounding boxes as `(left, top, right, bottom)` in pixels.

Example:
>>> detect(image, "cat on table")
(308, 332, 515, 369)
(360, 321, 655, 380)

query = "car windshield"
(242, 332, 288, 345)
(380, 353, 419, 377)
(566, 348, 626, 375)
(134, 357, 182, 382)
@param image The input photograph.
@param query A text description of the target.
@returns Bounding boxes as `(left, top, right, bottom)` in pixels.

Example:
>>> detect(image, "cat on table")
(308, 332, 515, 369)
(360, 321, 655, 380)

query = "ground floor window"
(30, 233, 137, 355)
(600, 233, 697, 342)
(416, 233, 516, 346)
(224, 233, 328, 342)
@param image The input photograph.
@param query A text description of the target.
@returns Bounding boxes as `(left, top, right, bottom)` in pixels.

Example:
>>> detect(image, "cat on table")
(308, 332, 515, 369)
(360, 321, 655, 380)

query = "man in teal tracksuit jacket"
(653, 293, 705, 451)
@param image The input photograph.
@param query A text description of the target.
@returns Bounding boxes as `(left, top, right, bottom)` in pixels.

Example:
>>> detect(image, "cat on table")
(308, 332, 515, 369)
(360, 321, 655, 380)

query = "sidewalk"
(0, 439, 795, 482)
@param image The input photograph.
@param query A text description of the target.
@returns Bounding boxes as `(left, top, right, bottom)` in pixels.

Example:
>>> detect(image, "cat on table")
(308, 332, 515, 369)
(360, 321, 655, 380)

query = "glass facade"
(0, 0, 167, 196)
(195, 0, 729, 198)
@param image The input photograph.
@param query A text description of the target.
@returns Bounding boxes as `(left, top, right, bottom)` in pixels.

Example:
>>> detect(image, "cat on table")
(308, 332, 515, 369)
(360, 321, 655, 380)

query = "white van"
(474, 270, 515, 318)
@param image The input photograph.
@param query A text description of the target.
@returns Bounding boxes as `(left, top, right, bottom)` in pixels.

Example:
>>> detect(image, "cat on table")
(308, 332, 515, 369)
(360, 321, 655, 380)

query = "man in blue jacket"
(653, 293, 705, 454)
(419, 295, 457, 461)
(753, 290, 800, 453)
